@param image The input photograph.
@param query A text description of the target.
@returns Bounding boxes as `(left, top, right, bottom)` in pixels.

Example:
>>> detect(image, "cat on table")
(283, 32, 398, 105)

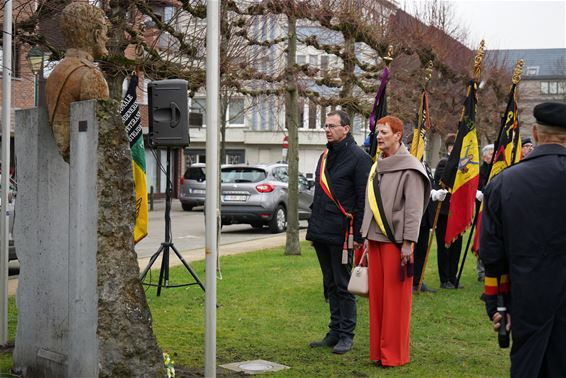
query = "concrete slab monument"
(13, 2, 164, 377)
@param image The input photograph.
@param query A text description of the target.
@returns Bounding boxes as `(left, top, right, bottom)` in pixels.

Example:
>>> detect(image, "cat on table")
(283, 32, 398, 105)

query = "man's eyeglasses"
(323, 123, 343, 130)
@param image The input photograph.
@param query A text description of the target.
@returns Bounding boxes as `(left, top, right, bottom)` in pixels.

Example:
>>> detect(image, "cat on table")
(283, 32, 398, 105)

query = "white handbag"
(348, 247, 368, 297)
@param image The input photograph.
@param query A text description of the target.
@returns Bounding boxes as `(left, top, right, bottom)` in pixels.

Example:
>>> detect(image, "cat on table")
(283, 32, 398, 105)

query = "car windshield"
(221, 167, 266, 183)
(184, 167, 206, 181)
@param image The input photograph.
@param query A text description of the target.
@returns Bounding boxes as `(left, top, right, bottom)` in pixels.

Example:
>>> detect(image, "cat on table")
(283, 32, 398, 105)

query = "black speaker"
(148, 79, 190, 147)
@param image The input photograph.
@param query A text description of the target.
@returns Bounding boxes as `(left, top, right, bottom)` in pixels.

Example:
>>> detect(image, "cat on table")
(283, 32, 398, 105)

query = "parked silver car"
(220, 163, 314, 233)
(179, 163, 206, 211)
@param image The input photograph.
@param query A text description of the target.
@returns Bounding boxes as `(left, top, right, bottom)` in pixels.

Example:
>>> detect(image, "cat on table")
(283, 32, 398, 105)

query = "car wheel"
(250, 222, 264, 229)
(268, 205, 286, 233)
(182, 204, 193, 211)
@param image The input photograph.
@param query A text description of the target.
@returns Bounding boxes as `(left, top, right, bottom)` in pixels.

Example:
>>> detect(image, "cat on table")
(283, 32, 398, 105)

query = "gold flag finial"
(383, 45, 394, 66)
(512, 59, 524, 84)
(473, 40, 486, 82)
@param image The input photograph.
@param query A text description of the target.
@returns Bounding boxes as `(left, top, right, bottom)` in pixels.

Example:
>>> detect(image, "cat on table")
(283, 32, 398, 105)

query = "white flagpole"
(204, 0, 220, 376)
(1, 0, 13, 345)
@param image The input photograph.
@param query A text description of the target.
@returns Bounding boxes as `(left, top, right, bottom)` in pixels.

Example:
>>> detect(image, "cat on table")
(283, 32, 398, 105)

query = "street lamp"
(26, 46, 44, 107)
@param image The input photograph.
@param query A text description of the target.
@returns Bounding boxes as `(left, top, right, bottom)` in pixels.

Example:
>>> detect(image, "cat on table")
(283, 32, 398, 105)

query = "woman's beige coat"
(360, 144, 431, 243)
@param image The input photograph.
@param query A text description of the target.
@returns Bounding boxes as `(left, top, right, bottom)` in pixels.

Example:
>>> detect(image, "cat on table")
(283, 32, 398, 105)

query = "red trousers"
(367, 240, 413, 366)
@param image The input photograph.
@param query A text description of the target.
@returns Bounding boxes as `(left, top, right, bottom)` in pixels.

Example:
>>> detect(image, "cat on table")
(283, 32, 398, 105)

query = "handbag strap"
(356, 247, 368, 268)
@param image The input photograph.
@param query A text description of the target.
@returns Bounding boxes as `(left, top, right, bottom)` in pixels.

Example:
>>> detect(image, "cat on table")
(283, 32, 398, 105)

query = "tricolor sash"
(367, 161, 395, 242)
(319, 149, 354, 264)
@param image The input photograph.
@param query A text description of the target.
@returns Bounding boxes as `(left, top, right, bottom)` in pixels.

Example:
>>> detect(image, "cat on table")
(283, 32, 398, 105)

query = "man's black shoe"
(309, 334, 339, 348)
(440, 282, 455, 289)
(332, 338, 353, 354)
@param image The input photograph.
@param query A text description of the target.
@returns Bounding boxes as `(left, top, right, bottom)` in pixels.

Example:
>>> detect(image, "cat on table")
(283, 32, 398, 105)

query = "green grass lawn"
(146, 241, 509, 377)
(0, 240, 510, 377)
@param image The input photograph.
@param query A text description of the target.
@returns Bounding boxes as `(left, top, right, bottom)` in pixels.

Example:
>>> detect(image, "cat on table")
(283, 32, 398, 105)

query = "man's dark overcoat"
(480, 144, 566, 377)
(306, 133, 372, 245)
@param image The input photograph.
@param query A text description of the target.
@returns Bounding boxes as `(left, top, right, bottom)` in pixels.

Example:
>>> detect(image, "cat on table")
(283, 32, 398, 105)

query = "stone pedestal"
(13, 100, 163, 377)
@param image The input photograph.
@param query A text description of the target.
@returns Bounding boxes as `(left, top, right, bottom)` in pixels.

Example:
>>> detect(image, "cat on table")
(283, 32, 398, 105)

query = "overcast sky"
(402, 0, 566, 50)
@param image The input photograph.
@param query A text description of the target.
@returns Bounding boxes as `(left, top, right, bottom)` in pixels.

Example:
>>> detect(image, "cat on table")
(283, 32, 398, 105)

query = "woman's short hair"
(377, 115, 404, 139)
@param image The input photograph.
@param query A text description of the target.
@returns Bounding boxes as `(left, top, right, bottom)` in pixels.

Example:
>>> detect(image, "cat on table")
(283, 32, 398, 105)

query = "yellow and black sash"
(319, 149, 354, 264)
(367, 161, 395, 242)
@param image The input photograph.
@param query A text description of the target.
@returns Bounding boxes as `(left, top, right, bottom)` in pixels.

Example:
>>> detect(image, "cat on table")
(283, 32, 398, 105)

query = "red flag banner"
(440, 81, 480, 247)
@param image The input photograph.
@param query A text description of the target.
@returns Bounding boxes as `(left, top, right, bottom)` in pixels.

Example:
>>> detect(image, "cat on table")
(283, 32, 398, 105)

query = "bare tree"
(285, 3, 301, 255)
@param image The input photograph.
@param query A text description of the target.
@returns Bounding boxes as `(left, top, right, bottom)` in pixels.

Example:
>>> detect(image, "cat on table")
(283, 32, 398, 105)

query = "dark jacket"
(480, 144, 566, 377)
(433, 156, 451, 215)
(421, 161, 436, 229)
(306, 134, 372, 245)
(478, 161, 490, 191)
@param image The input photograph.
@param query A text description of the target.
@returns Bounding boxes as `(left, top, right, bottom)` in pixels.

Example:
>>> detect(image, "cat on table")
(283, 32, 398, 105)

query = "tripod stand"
(140, 147, 205, 296)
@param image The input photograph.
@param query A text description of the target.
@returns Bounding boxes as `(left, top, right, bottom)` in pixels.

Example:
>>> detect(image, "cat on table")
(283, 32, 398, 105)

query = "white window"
(558, 82, 566, 94)
(309, 55, 318, 67)
(297, 54, 306, 65)
(541, 81, 549, 94)
(321, 55, 329, 74)
(526, 66, 539, 76)
(192, 98, 207, 126)
(228, 98, 245, 126)
(549, 81, 558, 94)
(163, 6, 175, 23)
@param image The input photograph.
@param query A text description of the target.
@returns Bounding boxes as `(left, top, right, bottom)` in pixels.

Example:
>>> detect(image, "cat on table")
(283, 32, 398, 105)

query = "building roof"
(487, 49, 566, 79)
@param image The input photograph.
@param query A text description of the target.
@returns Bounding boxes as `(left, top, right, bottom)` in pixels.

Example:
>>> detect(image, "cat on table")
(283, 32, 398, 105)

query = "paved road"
(135, 199, 308, 261)
(7, 199, 307, 295)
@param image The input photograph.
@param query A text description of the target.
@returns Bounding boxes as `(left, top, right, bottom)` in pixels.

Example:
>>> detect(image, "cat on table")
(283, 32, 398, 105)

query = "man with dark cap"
(521, 136, 533, 159)
(434, 134, 464, 289)
(480, 101, 566, 376)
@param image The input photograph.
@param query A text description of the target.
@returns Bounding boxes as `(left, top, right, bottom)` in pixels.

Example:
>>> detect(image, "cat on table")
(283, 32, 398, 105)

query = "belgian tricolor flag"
(440, 81, 480, 247)
(472, 81, 522, 253)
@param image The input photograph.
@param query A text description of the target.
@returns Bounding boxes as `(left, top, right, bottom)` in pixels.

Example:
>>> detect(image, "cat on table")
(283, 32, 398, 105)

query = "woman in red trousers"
(360, 115, 431, 367)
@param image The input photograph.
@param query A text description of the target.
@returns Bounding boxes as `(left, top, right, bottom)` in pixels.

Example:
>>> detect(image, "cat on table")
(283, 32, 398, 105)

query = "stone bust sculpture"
(46, 2, 110, 162)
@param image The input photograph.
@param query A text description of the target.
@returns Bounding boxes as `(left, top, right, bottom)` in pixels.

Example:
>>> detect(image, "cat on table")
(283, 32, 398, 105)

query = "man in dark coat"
(480, 101, 566, 377)
(475, 144, 494, 282)
(307, 110, 372, 354)
(434, 134, 464, 289)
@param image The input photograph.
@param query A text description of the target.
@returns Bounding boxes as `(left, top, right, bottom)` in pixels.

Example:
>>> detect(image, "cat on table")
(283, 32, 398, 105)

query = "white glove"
(431, 189, 448, 202)
(476, 190, 484, 202)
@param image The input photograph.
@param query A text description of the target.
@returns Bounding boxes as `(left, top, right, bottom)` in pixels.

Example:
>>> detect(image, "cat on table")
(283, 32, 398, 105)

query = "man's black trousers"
(435, 213, 463, 285)
(313, 242, 356, 340)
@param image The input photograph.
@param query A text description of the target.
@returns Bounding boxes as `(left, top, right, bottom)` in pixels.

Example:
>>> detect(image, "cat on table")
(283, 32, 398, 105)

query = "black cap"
(521, 137, 532, 145)
(533, 102, 566, 128)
